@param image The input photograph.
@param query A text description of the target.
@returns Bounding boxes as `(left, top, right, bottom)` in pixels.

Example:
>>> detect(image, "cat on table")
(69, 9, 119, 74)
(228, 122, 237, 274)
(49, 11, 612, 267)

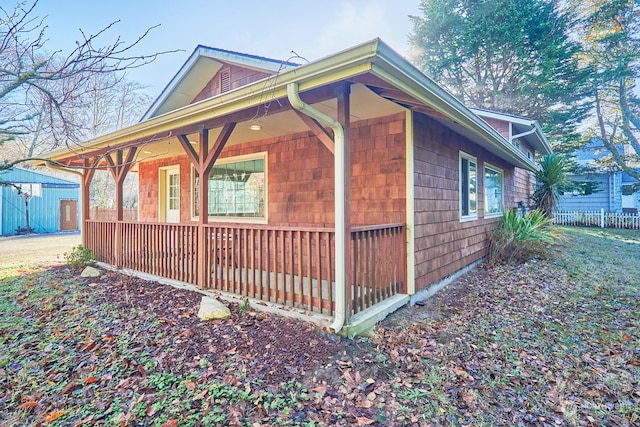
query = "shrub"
(532, 153, 569, 217)
(489, 209, 566, 265)
(64, 245, 96, 268)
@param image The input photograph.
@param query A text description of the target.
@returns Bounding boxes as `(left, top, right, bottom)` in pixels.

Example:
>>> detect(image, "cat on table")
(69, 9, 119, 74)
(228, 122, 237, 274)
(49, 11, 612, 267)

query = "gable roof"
(470, 108, 552, 155)
(42, 38, 541, 171)
(142, 45, 300, 120)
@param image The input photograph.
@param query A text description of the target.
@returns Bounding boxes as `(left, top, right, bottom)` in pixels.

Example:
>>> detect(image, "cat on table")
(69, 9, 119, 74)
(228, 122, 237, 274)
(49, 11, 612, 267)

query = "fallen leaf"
(84, 376, 97, 385)
(62, 382, 82, 394)
(162, 420, 178, 427)
(81, 340, 98, 352)
(44, 410, 66, 423)
(357, 399, 372, 408)
(18, 400, 37, 410)
(73, 415, 94, 426)
(462, 393, 476, 410)
(193, 388, 208, 400)
(356, 416, 375, 426)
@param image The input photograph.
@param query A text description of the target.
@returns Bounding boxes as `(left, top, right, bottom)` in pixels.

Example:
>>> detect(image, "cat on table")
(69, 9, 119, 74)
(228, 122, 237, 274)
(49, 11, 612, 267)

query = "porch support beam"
(293, 110, 335, 155)
(336, 82, 352, 324)
(104, 147, 138, 222)
(179, 123, 236, 289)
(104, 147, 138, 267)
(82, 157, 101, 247)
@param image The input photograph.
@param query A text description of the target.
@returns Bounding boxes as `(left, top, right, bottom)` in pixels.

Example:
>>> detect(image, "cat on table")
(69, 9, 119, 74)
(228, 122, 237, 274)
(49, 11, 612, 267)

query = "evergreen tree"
(409, 0, 589, 148)
(570, 0, 640, 179)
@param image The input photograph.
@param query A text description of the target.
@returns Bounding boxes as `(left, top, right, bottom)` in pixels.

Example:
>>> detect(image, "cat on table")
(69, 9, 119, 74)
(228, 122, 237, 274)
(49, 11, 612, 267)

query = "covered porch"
(47, 63, 416, 331)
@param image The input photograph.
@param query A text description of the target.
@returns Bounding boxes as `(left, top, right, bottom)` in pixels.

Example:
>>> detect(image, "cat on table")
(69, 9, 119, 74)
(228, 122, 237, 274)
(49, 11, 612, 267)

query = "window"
(484, 164, 504, 217)
(193, 154, 266, 220)
(460, 152, 477, 220)
(168, 173, 180, 210)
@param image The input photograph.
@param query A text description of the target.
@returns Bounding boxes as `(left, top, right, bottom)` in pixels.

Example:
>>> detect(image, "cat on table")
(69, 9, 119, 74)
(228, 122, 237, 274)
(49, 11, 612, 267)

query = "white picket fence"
(554, 209, 640, 229)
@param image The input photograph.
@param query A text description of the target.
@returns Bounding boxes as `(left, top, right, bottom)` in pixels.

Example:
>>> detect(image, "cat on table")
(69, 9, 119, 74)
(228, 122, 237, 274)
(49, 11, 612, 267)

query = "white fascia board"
(470, 108, 535, 126)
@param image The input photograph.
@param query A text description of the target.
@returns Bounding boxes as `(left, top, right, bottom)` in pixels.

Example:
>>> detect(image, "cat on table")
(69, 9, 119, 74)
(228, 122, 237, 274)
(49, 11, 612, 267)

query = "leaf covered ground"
(1, 227, 638, 426)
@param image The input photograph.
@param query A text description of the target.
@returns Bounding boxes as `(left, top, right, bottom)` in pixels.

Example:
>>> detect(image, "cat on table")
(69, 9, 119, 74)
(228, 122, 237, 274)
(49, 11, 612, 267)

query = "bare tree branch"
(0, 0, 179, 149)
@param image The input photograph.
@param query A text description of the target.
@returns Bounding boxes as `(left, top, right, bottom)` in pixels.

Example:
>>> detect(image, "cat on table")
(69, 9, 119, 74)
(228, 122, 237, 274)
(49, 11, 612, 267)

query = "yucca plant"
(489, 209, 566, 264)
(532, 153, 569, 217)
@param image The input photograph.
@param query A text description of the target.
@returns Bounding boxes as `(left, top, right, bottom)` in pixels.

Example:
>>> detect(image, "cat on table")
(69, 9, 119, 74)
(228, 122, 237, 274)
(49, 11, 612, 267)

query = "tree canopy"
(409, 0, 589, 146)
(569, 0, 640, 179)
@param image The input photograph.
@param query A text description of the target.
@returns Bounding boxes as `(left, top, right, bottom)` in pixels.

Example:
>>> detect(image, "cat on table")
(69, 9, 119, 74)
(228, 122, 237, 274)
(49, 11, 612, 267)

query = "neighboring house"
(0, 167, 80, 236)
(558, 142, 640, 213)
(40, 39, 550, 335)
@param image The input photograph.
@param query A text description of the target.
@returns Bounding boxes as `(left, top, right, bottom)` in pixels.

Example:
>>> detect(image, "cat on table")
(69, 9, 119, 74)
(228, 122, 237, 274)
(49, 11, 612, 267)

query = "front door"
(166, 169, 180, 223)
(59, 200, 78, 231)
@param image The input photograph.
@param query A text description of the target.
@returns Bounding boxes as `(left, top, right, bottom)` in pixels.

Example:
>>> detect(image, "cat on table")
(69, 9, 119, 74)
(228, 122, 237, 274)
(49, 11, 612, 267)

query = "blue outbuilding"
(0, 167, 80, 236)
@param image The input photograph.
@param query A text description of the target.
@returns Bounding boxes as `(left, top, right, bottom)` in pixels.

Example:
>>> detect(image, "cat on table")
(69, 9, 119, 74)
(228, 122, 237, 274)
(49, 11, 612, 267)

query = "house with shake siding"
(40, 39, 550, 335)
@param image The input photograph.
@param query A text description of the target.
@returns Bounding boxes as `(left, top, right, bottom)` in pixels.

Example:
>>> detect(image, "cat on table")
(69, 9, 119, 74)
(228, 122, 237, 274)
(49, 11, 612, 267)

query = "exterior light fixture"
(250, 123, 262, 131)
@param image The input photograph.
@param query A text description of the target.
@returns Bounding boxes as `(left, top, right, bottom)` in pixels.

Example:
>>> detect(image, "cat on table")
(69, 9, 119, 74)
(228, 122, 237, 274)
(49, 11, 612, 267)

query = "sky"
(33, 0, 421, 98)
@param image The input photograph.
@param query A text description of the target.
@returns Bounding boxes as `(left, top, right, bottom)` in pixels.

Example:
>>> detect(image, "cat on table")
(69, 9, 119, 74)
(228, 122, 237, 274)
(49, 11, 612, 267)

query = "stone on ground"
(81, 266, 101, 278)
(198, 296, 231, 320)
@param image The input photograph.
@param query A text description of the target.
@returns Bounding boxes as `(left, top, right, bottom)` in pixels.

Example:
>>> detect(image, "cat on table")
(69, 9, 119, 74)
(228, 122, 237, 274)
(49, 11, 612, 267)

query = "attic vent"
(220, 68, 231, 93)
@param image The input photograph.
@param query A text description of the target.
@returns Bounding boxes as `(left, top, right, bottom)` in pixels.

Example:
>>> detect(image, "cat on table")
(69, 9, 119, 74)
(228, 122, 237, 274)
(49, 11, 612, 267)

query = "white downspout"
(287, 82, 346, 334)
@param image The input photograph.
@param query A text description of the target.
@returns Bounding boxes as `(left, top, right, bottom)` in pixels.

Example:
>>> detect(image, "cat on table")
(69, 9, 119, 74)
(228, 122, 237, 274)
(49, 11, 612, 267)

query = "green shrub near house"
(489, 209, 566, 264)
(64, 245, 96, 268)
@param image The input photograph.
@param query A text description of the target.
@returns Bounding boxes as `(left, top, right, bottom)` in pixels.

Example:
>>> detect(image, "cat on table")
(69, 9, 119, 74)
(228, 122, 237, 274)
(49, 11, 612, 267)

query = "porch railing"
(351, 223, 406, 316)
(203, 224, 335, 315)
(119, 222, 199, 283)
(84, 220, 406, 319)
(85, 220, 116, 263)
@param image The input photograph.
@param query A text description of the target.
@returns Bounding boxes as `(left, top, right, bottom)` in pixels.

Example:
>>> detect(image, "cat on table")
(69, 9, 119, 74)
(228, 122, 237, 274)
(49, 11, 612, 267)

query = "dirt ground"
(0, 232, 80, 266)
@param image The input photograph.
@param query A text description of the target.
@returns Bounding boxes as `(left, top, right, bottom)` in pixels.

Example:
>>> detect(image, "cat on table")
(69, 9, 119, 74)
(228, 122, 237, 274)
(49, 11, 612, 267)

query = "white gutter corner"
(286, 82, 346, 334)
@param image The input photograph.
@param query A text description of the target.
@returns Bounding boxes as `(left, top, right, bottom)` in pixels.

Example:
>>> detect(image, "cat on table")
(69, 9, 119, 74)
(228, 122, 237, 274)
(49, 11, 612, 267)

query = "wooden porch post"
(105, 147, 138, 267)
(336, 83, 352, 321)
(197, 128, 210, 289)
(81, 158, 99, 247)
(178, 123, 236, 288)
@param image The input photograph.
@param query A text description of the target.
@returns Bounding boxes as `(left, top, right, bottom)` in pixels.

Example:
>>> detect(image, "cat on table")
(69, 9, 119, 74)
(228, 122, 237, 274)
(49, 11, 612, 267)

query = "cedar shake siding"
(192, 63, 272, 103)
(482, 117, 510, 141)
(514, 167, 535, 207)
(138, 113, 406, 228)
(412, 113, 517, 292)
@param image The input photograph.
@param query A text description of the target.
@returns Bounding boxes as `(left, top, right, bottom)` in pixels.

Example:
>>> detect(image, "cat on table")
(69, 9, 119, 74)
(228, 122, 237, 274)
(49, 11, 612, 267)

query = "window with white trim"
(460, 152, 477, 220)
(193, 154, 266, 219)
(484, 164, 504, 217)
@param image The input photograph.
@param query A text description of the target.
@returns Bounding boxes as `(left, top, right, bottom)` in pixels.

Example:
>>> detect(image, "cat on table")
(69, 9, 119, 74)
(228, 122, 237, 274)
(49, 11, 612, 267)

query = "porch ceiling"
(75, 83, 405, 170)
